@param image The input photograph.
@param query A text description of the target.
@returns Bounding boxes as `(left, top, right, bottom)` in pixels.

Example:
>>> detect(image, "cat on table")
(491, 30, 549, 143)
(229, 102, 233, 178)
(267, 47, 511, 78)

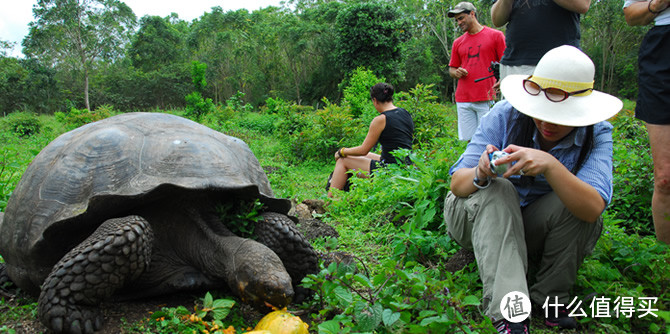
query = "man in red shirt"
(449, 2, 506, 141)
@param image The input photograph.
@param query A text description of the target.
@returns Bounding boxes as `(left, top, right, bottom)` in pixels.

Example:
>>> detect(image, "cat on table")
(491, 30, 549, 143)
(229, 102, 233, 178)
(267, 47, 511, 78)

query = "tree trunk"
(84, 68, 91, 111)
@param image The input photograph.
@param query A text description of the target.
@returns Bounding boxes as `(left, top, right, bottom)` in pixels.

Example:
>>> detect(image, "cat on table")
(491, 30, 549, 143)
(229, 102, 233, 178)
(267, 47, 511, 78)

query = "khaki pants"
(443, 178, 602, 321)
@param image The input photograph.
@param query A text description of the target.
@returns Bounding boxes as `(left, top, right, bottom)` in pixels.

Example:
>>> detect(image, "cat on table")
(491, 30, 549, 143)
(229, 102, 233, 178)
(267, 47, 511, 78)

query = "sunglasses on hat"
(523, 76, 593, 102)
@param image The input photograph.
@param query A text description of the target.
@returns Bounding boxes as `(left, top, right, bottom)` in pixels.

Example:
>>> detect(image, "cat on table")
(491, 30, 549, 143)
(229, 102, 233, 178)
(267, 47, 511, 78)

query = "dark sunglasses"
(523, 77, 593, 102)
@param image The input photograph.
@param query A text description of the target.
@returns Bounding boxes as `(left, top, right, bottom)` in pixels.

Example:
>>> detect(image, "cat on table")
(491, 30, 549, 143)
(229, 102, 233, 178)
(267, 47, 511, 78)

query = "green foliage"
(263, 96, 290, 115)
(2, 0, 647, 113)
(273, 101, 315, 139)
(0, 148, 23, 211)
(0, 114, 60, 212)
(396, 83, 455, 149)
(24, 0, 137, 110)
(54, 105, 116, 130)
(335, 1, 410, 83)
(225, 91, 253, 112)
(216, 198, 265, 239)
(184, 61, 215, 120)
(198, 104, 237, 130)
(184, 92, 215, 120)
(129, 15, 187, 73)
(129, 292, 241, 333)
(0, 295, 38, 332)
(574, 216, 669, 333)
(608, 105, 654, 235)
(340, 67, 383, 119)
(287, 98, 361, 162)
(191, 61, 208, 93)
(303, 258, 490, 333)
(581, 0, 648, 98)
(1, 112, 41, 137)
(197, 292, 236, 322)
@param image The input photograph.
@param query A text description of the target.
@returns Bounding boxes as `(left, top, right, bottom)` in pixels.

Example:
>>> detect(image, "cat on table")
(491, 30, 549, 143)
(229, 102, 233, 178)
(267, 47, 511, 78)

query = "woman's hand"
(496, 144, 605, 222)
(496, 145, 561, 178)
(477, 144, 501, 178)
(334, 147, 346, 160)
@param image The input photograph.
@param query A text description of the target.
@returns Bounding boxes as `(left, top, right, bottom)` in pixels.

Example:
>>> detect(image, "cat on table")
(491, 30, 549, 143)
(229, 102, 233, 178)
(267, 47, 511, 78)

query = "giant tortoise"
(0, 112, 318, 334)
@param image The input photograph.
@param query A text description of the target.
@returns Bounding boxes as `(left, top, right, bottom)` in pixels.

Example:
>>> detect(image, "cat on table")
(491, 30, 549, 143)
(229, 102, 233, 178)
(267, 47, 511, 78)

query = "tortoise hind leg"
(255, 212, 318, 302)
(0, 262, 14, 292)
(38, 216, 153, 334)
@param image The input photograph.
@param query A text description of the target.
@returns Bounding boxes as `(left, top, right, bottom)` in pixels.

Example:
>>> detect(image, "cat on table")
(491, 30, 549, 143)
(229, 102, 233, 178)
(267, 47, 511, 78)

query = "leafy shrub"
(1, 112, 41, 137)
(327, 141, 463, 265)
(288, 98, 361, 162)
(184, 61, 215, 120)
(574, 216, 669, 333)
(0, 147, 23, 211)
(340, 67, 383, 119)
(226, 91, 253, 112)
(54, 105, 116, 130)
(184, 91, 215, 120)
(237, 112, 278, 134)
(127, 292, 242, 333)
(302, 258, 490, 333)
(272, 100, 315, 137)
(263, 96, 290, 115)
(396, 83, 456, 149)
(199, 104, 238, 130)
(216, 198, 265, 239)
(608, 105, 654, 235)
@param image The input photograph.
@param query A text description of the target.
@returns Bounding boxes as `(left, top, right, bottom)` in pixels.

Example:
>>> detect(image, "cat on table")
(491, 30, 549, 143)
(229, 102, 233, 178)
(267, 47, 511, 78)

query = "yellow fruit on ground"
(253, 309, 309, 334)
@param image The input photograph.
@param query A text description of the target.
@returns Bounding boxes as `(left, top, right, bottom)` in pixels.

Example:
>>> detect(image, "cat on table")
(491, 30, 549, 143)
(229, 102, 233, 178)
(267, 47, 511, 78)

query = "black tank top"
(378, 107, 414, 164)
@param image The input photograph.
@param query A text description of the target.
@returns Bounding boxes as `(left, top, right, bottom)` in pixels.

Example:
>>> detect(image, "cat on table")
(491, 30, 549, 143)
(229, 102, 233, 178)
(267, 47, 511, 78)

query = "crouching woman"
(443, 46, 622, 333)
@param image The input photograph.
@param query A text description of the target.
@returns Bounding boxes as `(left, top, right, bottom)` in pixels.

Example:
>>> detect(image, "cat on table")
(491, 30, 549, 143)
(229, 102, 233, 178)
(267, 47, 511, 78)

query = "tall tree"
(335, 2, 410, 83)
(0, 40, 16, 57)
(23, 0, 136, 110)
(129, 14, 188, 73)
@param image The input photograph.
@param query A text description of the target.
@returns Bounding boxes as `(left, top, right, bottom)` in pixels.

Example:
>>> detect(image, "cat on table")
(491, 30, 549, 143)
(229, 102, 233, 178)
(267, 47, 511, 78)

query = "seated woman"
(327, 82, 414, 197)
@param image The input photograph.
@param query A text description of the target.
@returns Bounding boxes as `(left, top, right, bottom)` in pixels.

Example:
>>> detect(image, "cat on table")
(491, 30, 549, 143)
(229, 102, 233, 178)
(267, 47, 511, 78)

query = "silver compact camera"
(489, 151, 509, 175)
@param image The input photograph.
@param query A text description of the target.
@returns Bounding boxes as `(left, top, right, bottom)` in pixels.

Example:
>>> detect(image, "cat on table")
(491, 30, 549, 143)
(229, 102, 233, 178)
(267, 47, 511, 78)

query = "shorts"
(636, 25, 670, 125)
(370, 159, 386, 173)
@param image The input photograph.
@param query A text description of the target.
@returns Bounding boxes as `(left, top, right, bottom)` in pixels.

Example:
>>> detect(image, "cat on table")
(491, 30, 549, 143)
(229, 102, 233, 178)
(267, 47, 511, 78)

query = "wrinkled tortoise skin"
(0, 112, 317, 334)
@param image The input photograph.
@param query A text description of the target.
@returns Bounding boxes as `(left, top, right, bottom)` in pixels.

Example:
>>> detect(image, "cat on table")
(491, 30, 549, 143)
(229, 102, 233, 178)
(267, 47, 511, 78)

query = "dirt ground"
(2, 289, 268, 334)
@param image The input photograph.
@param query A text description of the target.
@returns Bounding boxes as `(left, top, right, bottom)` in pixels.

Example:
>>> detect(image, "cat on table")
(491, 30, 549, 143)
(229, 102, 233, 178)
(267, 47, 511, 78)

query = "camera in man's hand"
(475, 61, 501, 83)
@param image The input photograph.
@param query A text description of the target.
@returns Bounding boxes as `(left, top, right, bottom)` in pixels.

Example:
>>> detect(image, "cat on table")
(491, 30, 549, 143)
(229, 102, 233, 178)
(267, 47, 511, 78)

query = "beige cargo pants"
(443, 178, 602, 322)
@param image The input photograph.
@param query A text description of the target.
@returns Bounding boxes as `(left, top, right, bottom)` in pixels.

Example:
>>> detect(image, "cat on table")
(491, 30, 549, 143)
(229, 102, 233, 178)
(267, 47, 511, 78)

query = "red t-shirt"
(449, 26, 506, 102)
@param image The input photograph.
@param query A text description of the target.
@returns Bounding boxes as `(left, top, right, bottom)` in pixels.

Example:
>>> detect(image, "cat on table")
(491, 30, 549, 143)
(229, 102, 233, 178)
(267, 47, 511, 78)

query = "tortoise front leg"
(255, 212, 318, 302)
(38, 216, 153, 334)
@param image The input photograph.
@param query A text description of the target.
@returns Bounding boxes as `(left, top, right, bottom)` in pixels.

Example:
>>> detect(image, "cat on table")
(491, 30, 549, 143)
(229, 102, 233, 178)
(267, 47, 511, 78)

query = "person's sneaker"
(495, 319, 529, 334)
(544, 305, 577, 329)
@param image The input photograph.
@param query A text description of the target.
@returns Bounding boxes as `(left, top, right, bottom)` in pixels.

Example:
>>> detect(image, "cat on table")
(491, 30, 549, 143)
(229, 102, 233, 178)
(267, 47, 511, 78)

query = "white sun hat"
(500, 45, 622, 127)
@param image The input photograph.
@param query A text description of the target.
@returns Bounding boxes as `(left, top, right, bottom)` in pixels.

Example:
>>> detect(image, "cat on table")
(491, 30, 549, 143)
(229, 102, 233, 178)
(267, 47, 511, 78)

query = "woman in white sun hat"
(443, 45, 622, 334)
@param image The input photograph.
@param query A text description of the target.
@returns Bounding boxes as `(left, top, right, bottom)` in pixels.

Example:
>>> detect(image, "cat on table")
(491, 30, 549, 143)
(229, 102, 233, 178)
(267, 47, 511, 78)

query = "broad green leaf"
(382, 308, 401, 326)
(318, 319, 342, 334)
(462, 295, 481, 306)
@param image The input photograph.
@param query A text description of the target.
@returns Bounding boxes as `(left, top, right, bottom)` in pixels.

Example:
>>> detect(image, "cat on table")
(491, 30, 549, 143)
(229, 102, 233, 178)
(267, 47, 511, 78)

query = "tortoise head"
(229, 239, 294, 310)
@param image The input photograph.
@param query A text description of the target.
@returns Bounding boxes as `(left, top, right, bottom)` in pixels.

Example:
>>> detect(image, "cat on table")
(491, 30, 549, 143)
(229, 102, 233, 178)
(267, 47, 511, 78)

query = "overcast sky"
(0, 0, 285, 58)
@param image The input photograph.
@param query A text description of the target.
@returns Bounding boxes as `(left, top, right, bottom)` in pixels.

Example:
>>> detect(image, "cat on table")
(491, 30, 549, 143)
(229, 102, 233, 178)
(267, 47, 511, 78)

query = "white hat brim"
(501, 74, 623, 127)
